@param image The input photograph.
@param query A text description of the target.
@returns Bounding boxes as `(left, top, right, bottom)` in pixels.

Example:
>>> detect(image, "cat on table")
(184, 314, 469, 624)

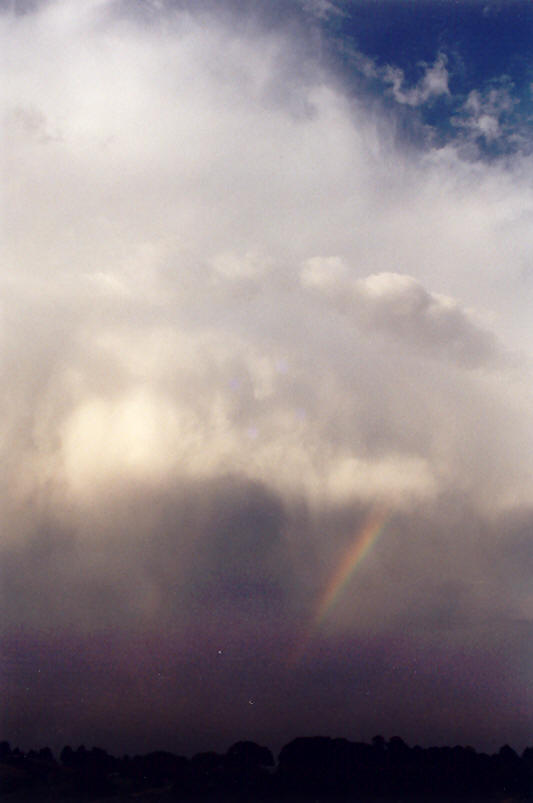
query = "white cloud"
(302, 265, 500, 368)
(2, 0, 533, 529)
(299, 0, 345, 20)
(452, 83, 518, 143)
(384, 54, 449, 107)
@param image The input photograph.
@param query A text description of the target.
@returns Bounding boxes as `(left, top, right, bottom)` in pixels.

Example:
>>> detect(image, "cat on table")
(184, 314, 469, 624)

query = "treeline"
(1, 735, 532, 799)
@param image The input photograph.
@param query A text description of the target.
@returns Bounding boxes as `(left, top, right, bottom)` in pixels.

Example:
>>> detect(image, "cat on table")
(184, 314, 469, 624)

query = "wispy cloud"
(384, 54, 450, 107)
(299, 0, 346, 20)
(452, 80, 519, 144)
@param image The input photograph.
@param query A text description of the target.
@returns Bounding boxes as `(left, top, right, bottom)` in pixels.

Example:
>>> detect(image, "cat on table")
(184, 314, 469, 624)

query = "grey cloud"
(0, 474, 298, 636)
(2, 490, 532, 754)
(194, 481, 289, 604)
(5, 105, 60, 143)
(301, 264, 500, 368)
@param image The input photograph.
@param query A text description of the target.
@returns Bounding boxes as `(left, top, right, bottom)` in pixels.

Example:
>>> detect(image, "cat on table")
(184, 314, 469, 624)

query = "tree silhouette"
(1, 733, 532, 800)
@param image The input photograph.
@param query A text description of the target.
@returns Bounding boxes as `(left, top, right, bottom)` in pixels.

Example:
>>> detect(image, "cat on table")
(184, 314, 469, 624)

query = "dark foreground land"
(1, 736, 532, 801)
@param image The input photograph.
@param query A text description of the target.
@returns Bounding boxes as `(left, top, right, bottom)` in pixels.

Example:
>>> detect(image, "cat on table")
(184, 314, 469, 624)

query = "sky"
(1, 0, 533, 757)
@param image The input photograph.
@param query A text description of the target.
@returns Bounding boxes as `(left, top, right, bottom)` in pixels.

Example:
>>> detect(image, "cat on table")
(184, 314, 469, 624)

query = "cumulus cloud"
(301, 262, 500, 368)
(2, 0, 533, 754)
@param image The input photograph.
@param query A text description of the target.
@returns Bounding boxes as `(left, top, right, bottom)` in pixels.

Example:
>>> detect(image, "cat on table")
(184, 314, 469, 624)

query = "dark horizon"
(2, 733, 532, 800)
(3, 731, 531, 765)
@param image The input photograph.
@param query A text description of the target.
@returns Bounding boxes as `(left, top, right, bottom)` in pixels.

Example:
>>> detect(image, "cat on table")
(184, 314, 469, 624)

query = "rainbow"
(315, 506, 390, 627)
(290, 506, 390, 666)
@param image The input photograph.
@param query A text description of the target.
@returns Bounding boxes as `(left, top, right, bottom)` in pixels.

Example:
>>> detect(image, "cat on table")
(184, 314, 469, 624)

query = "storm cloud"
(1, 0, 533, 756)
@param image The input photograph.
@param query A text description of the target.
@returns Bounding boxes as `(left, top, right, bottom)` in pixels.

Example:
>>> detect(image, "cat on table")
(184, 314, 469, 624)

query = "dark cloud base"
(2, 477, 532, 756)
